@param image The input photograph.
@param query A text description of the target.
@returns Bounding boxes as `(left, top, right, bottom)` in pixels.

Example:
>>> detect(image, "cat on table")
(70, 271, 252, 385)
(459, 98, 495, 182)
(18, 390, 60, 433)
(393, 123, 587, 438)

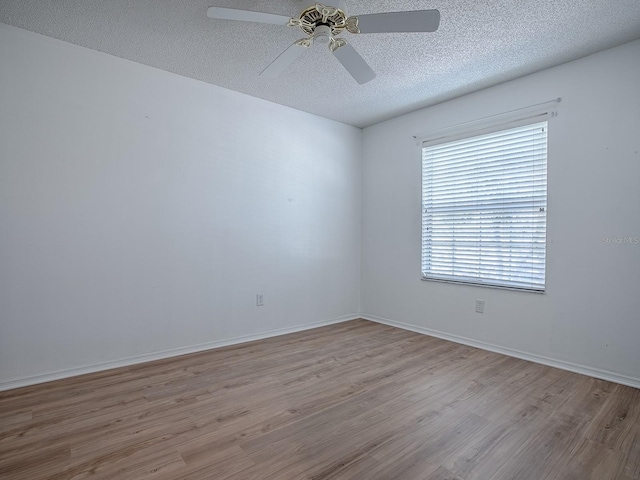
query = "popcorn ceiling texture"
(1, 0, 639, 127)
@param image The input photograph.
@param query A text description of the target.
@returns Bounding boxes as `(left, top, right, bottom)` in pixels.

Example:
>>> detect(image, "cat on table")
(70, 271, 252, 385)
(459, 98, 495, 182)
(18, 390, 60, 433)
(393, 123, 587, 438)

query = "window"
(421, 117, 548, 292)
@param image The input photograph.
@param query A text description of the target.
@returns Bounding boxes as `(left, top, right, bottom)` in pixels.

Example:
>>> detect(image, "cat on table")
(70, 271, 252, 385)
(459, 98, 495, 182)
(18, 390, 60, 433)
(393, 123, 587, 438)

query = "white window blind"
(421, 119, 548, 292)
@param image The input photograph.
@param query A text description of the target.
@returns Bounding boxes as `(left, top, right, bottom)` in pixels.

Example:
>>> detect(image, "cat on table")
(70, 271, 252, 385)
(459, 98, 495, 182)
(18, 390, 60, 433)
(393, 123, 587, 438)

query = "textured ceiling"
(1, 0, 640, 127)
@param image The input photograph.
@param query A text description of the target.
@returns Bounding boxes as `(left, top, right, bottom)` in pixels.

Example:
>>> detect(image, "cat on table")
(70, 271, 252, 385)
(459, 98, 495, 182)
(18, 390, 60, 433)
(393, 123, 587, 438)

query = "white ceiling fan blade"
(331, 41, 375, 84)
(207, 7, 292, 26)
(338, 0, 348, 14)
(260, 40, 311, 78)
(354, 9, 440, 33)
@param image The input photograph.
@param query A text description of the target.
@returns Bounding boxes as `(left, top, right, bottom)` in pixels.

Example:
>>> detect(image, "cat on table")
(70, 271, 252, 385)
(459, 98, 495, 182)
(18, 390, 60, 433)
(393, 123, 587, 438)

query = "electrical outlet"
(475, 299, 485, 314)
(256, 294, 264, 306)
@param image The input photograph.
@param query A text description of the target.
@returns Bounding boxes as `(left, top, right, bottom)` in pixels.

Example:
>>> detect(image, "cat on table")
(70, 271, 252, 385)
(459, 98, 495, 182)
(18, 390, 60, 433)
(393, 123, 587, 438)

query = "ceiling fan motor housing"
(297, 4, 348, 36)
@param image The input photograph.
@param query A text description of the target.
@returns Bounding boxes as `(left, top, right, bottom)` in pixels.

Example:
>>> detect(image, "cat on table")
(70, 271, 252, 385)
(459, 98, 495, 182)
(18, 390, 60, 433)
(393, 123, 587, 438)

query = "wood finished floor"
(1, 319, 639, 480)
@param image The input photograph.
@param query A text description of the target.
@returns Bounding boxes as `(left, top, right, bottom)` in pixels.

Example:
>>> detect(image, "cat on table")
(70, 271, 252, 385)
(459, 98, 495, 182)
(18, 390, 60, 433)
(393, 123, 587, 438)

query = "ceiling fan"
(206, 2, 440, 84)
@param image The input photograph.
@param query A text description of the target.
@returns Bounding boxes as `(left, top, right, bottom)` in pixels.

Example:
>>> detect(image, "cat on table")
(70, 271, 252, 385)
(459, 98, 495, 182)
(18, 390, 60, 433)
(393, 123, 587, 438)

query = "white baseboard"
(361, 314, 640, 390)
(0, 314, 359, 392)
(6, 313, 636, 392)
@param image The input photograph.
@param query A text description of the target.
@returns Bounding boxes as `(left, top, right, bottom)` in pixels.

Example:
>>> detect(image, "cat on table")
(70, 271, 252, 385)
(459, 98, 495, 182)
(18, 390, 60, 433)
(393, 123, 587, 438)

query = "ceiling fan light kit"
(207, 3, 440, 84)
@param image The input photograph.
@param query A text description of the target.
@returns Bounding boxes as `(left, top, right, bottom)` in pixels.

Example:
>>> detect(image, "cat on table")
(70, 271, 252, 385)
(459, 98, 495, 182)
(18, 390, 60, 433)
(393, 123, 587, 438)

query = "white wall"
(362, 40, 640, 386)
(0, 24, 362, 389)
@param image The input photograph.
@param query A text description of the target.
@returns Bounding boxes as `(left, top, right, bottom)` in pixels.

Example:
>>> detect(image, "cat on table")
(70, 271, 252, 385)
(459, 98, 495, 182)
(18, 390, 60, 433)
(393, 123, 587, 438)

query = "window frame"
(420, 114, 549, 293)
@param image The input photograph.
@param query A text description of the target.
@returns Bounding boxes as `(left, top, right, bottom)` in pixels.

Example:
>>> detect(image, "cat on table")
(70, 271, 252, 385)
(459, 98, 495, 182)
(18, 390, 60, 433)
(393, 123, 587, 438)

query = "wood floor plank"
(586, 385, 640, 450)
(447, 402, 550, 480)
(0, 410, 32, 431)
(168, 445, 255, 480)
(544, 438, 623, 480)
(0, 319, 638, 479)
(621, 424, 640, 479)
(0, 442, 70, 480)
(486, 410, 585, 480)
